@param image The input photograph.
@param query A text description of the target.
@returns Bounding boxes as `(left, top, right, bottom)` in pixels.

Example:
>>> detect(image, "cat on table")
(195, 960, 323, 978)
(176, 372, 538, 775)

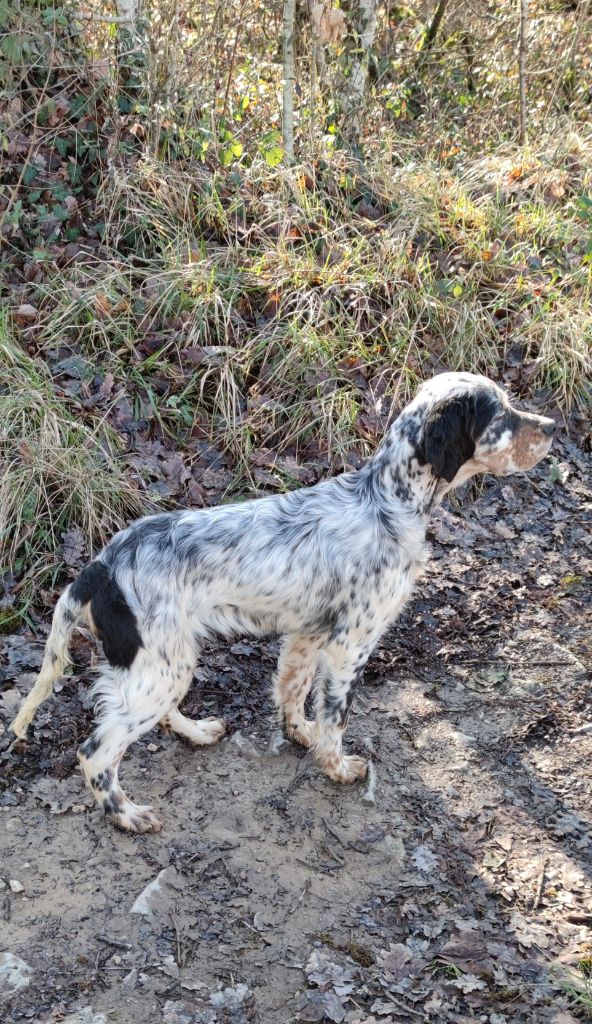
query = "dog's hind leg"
(273, 634, 324, 748)
(78, 651, 189, 833)
(161, 709, 226, 746)
(158, 647, 225, 746)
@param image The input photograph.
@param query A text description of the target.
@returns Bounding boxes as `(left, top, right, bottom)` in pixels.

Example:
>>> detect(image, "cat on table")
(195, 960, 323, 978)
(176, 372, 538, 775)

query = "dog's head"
(413, 372, 556, 486)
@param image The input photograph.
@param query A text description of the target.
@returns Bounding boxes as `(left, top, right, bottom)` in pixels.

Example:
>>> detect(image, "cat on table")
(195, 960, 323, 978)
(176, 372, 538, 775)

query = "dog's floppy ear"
(422, 395, 476, 483)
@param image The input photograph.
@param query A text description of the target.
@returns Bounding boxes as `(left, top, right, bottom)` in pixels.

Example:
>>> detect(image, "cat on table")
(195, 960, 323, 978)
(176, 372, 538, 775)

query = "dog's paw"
(324, 754, 368, 784)
(189, 717, 226, 746)
(111, 803, 163, 834)
(285, 718, 316, 749)
(162, 714, 226, 746)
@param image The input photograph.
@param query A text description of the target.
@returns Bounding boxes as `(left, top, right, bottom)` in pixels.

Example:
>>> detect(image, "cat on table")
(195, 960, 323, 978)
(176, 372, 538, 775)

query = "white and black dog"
(11, 372, 556, 833)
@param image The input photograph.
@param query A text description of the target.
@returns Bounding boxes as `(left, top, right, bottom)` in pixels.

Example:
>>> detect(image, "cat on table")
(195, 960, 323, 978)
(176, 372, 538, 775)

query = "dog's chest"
(370, 553, 425, 626)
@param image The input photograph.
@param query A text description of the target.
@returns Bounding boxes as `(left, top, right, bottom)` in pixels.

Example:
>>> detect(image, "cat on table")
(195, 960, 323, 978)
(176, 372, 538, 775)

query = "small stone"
(121, 967, 138, 992)
(130, 870, 168, 916)
(381, 835, 407, 863)
(162, 1000, 197, 1024)
(268, 729, 288, 755)
(5, 818, 24, 833)
(9, 879, 24, 893)
(228, 731, 259, 758)
(60, 1009, 108, 1024)
(360, 760, 377, 804)
(0, 952, 32, 991)
(361, 734, 377, 755)
(146, 742, 158, 752)
(15, 304, 37, 324)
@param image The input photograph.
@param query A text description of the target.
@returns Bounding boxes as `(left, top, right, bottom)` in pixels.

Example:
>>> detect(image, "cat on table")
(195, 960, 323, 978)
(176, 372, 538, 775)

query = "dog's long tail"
(10, 583, 83, 738)
(9, 577, 90, 737)
(10, 561, 143, 738)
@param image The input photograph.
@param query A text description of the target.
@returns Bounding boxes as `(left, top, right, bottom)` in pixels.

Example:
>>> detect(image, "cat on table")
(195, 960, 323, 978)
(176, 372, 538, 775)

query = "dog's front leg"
(312, 632, 376, 784)
(273, 633, 325, 748)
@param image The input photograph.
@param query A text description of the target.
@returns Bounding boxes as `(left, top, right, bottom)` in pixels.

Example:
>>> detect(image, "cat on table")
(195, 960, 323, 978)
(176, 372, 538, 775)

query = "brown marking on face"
(483, 419, 551, 474)
(509, 423, 546, 468)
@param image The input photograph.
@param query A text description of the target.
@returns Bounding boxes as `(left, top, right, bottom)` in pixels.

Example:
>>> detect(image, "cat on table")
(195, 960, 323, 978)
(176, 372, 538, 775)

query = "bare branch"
(422, 0, 451, 51)
(518, 0, 528, 145)
(283, 0, 296, 162)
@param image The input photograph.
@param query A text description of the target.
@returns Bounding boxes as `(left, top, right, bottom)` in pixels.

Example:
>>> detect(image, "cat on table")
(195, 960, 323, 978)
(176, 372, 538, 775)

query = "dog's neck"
(370, 413, 465, 518)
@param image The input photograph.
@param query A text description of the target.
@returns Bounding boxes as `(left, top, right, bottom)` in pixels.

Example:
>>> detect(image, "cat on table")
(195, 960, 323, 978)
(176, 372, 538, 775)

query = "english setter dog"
(11, 372, 556, 833)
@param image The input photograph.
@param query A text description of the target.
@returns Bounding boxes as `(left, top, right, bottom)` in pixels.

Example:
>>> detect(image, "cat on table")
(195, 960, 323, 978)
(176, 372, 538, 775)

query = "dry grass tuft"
(0, 318, 148, 610)
(23, 141, 592, 477)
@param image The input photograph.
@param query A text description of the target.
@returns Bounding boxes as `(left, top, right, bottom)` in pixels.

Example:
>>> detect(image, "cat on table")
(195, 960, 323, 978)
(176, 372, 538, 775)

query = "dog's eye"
(505, 410, 520, 434)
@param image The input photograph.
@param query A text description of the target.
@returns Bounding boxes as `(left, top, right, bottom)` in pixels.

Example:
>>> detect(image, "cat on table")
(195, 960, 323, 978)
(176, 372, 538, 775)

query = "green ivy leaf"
(50, 181, 69, 201)
(220, 139, 243, 167)
(68, 162, 82, 186)
(0, 33, 24, 63)
(263, 144, 283, 167)
(52, 204, 71, 222)
(23, 163, 39, 185)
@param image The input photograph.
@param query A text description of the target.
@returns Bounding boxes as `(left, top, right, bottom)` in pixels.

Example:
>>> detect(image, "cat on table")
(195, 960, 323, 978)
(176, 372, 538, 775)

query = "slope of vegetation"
(1, 0, 591, 611)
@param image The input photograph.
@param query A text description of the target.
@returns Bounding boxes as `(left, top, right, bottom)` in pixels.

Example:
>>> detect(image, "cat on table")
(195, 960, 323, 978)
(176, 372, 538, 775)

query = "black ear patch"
(421, 388, 498, 483)
(70, 561, 143, 669)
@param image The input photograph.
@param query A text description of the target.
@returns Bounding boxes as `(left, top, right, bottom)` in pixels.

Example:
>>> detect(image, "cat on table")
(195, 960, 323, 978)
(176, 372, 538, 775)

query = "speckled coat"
(11, 372, 556, 833)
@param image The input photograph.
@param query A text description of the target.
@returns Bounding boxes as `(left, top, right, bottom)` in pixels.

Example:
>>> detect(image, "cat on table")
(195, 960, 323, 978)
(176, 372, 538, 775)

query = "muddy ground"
(1, 433, 591, 1024)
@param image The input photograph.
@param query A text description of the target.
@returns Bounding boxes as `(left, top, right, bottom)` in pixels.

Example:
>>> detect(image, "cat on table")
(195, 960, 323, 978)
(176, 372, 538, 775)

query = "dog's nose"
(541, 419, 556, 436)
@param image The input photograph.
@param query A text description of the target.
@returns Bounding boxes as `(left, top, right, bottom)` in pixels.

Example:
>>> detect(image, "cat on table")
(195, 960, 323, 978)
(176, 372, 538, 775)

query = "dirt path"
(1, 441, 591, 1024)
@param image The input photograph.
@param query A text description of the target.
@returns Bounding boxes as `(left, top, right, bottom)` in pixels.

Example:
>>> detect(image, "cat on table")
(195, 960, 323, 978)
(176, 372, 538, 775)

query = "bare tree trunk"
(283, 0, 296, 162)
(518, 0, 528, 145)
(422, 0, 450, 51)
(461, 32, 475, 93)
(114, 0, 143, 111)
(343, 0, 378, 143)
(308, 0, 327, 90)
(116, 0, 139, 30)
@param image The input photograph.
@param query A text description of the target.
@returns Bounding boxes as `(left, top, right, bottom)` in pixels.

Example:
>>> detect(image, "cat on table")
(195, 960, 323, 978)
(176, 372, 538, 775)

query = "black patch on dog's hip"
(71, 561, 143, 669)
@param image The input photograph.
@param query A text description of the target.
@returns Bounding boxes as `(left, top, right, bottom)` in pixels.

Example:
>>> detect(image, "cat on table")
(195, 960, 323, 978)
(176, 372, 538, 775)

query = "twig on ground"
(96, 934, 133, 951)
(452, 659, 576, 668)
(169, 910, 183, 967)
(566, 913, 592, 926)
(239, 918, 273, 945)
(288, 879, 311, 914)
(321, 817, 346, 848)
(531, 856, 548, 912)
(321, 844, 345, 867)
(379, 990, 429, 1020)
